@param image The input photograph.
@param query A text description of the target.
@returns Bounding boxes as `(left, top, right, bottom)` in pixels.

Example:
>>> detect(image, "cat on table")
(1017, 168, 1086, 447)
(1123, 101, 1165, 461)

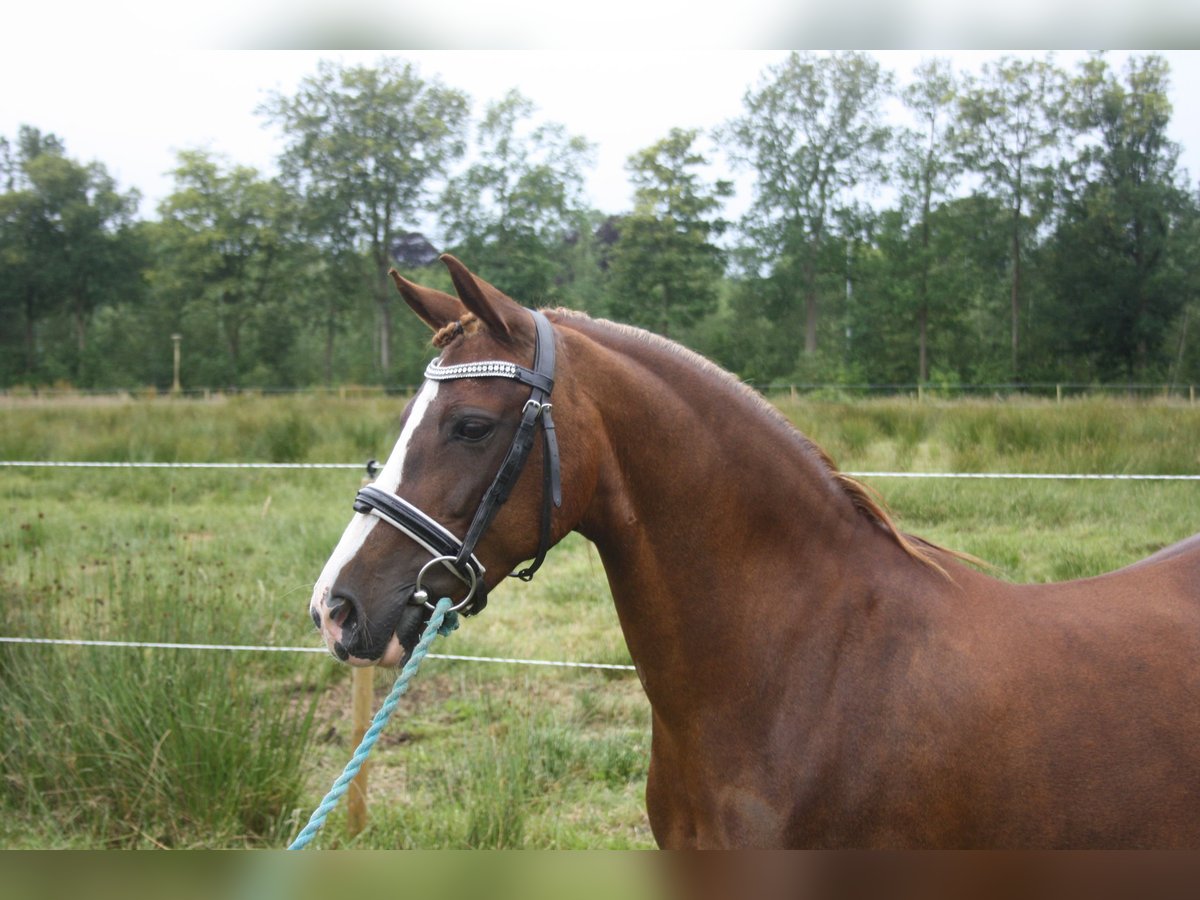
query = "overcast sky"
(4, 9, 1200, 231)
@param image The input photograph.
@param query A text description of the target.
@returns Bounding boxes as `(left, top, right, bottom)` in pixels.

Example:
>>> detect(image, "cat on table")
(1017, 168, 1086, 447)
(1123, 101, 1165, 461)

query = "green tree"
(305, 247, 374, 388)
(1164, 197, 1200, 386)
(725, 51, 893, 360)
(153, 150, 296, 386)
(897, 57, 961, 383)
(956, 54, 1066, 378)
(440, 89, 594, 304)
(606, 128, 732, 338)
(261, 58, 469, 381)
(554, 209, 617, 316)
(937, 195, 1017, 382)
(0, 126, 142, 385)
(1043, 54, 1194, 380)
(0, 129, 59, 380)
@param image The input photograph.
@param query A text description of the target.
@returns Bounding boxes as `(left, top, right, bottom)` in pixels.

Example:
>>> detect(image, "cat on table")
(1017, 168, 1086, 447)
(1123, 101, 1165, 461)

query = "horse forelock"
(431, 313, 480, 348)
(550, 308, 962, 576)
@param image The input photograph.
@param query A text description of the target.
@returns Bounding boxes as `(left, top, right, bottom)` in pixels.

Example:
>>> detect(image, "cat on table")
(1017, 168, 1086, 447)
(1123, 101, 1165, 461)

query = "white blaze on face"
(309, 380, 440, 637)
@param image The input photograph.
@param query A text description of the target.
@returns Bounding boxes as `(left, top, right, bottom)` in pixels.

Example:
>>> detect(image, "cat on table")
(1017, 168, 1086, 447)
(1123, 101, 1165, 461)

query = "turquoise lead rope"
(288, 598, 459, 850)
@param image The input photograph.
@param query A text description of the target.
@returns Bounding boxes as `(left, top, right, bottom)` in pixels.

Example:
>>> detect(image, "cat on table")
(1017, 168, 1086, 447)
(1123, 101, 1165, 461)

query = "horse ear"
(440, 254, 527, 342)
(389, 269, 466, 331)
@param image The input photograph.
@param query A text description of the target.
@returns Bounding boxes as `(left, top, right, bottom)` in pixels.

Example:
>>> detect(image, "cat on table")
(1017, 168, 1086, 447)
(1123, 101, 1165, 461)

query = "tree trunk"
(803, 218, 825, 356)
(661, 282, 671, 339)
(222, 290, 242, 373)
(73, 295, 87, 379)
(918, 305, 928, 384)
(73, 273, 90, 363)
(919, 210, 931, 384)
(75, 308, 86, 354)
(324, 310, 335, 388)
(1010, 209, 1022, 379)
(1171, 304, 1190, 387)
(378, 294, 392, 377)
(803, 255, 818, 356)
(374, 263, 392, 377)
(227, 321, 241, 372)
(23, 290, 37, 377)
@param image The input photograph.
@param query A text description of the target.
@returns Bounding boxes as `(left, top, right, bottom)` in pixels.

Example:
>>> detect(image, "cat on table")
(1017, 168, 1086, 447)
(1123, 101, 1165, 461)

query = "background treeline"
(2, 51, 1198, 392)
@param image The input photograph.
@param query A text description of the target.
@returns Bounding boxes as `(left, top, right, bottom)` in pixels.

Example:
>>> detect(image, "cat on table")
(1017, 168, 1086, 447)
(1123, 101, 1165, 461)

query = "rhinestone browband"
(424, 359, 523, 381)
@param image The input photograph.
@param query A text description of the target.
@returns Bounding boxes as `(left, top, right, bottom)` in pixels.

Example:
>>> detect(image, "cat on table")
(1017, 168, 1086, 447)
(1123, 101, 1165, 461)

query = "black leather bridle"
(351, 309, 561, 618)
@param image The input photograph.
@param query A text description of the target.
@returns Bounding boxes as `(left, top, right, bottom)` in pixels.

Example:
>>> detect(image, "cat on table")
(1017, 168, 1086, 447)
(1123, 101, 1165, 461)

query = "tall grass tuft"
(0, 575, 318, 847)
(260, 411, 318, 463)
(0, 394, 409, 465)
(402, 700, 649, 849)
(777, 396, 1199, 475)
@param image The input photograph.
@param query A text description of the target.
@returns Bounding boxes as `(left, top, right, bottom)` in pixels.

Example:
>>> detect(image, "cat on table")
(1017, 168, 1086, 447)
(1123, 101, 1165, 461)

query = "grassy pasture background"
(1, 393, 1198, 848)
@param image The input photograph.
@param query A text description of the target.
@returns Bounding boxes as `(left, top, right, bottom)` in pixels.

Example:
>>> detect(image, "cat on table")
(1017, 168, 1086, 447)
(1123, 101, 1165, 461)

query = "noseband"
(352, 309, 562, 617)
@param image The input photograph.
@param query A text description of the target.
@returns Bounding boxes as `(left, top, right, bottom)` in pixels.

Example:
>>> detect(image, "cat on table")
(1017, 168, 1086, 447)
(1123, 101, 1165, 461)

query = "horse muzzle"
(311, 577, 486, 668)
(310, 585, 405, 667)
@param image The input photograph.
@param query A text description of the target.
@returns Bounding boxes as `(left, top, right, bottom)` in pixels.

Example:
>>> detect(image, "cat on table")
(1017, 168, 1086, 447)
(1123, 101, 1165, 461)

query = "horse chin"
(347, 636, 403, 668)
(341, 590, 427, 669)
(377, 634, 405, 668)
(392, 600, 432, 665)
(386, 583, 490, 668)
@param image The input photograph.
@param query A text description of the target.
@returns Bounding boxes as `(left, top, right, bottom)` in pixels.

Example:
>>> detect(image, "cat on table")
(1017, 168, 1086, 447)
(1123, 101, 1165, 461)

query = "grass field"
(1, 393, 1197, 848)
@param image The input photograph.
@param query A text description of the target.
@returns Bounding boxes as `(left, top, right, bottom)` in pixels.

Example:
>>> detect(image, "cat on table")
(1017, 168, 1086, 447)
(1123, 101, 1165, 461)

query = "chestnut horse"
(310, 256, 1200, 848)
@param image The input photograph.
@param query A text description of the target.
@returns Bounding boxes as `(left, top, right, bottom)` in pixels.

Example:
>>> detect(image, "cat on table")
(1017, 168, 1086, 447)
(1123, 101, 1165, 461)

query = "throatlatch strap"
(511, 311, 562, 581)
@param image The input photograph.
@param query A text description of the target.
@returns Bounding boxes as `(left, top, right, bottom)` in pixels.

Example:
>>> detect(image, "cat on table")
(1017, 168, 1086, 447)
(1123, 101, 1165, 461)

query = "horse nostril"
(328, 594, 358, 634)
(310, 607, 321, 630)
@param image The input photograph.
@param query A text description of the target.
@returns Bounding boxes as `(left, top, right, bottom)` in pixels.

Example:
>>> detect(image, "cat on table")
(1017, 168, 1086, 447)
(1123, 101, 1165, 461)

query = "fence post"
(346, 667, 373, 837)
(1056, 384, 1062, 404)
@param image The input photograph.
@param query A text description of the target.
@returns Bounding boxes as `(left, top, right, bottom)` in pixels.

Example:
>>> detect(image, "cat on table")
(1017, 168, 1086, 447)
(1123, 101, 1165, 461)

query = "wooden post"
(346, 666, 373, 837)
(346, 460, 378, 839)
(1056, 384, 1062, 404)
(171, 334, 182, 395)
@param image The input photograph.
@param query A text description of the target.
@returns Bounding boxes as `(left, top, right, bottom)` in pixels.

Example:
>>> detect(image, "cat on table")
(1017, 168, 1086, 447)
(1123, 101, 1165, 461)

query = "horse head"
(309, 255, 582, 667)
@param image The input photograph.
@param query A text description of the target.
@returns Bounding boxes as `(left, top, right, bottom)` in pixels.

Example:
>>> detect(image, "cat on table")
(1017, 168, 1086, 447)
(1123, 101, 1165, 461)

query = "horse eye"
(454, 419, 494, 443)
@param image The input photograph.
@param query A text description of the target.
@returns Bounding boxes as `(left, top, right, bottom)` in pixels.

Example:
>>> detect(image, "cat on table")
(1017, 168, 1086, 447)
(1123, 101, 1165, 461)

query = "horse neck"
(559, 318, 921, 714)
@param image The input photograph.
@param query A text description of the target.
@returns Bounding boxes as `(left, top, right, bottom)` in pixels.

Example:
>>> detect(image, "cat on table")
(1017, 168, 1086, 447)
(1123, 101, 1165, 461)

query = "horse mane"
(807, 443, 970, 578)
